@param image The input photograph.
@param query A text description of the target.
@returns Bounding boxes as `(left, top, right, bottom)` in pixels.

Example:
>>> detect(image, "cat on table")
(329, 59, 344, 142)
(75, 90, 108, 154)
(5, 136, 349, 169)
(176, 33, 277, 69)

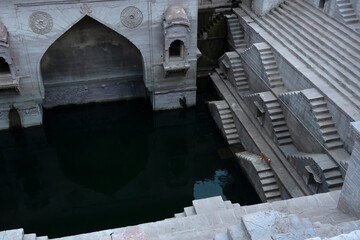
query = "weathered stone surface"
(338, 122, 360, 217)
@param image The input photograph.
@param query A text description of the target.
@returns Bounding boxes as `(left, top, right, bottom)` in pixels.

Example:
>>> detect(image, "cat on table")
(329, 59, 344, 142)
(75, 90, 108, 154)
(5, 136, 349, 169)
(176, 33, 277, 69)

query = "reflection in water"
(0, 99, 260, 238)
(194, 169, 234, 200)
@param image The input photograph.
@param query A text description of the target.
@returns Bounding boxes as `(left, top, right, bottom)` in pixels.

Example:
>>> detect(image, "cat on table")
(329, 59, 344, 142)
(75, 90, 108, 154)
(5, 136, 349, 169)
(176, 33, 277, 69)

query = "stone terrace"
(236, 0, 360, 121)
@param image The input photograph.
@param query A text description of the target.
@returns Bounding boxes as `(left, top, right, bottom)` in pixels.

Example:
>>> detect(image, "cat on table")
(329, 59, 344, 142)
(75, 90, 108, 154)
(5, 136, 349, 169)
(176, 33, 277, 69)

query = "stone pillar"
(16, 104, 43, 128)
(338, 121, 360, 217)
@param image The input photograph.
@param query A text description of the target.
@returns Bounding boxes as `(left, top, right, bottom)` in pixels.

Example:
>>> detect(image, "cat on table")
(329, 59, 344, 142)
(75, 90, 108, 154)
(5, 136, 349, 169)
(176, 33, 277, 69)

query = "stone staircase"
(263, 95, 292, 146)
(198, 13, 225, 39)
(236, 152, 282, 202)
(323, 167, 343, 191)
(237, 0, 360, 116)
(305, 90, 343, 150)
(3, 192, 359, 240)
(212, 100, 241, 145)
(258, 46, 285, 89)
(227, 15, 246, 50)
(227, 55, 250, 95)
(336, 0, 359, 25)
(289, 154, 343, 192)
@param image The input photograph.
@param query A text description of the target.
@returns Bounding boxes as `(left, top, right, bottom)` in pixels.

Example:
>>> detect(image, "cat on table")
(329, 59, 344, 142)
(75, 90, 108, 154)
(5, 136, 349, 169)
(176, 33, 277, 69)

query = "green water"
(0, 98, 260, 238)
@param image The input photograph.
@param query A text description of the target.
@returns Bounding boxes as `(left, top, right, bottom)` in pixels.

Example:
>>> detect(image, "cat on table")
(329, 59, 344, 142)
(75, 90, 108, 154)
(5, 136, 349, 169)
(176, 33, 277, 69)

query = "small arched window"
(169, 40, 184, 61)
(319, 0, 326, 9)
(0, 57, 10, 74)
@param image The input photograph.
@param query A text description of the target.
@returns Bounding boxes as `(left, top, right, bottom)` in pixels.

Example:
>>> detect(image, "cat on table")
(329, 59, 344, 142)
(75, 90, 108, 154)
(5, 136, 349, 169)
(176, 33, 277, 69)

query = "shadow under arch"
(40, 15, 146, 106)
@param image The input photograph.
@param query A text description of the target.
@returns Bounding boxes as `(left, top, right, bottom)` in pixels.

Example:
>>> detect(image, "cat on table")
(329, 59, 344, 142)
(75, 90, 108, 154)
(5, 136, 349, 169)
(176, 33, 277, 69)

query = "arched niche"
(162, 5, 191, 77)
(40, 15, 145, 106)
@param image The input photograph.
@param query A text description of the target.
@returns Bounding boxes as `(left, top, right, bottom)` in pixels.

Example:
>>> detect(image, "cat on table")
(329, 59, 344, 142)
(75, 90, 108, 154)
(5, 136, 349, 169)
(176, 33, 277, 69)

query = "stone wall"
(0, 0, 199, 125)
(338, 121, 360, 217)
(279, 91, 325, 152)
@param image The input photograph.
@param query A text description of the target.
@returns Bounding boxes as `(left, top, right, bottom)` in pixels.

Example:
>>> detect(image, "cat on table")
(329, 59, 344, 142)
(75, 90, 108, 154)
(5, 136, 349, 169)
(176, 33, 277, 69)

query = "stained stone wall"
(0, 0, 198, 128)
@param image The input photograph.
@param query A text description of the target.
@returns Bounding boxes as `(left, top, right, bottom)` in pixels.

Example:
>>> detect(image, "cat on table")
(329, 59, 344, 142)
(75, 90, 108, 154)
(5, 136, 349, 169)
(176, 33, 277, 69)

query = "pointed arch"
(40, 15, 144, 86)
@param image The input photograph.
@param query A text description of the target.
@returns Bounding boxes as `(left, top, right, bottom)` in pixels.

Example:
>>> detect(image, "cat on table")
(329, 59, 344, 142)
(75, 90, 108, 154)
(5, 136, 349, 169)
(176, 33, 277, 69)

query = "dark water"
(0, 98, 260, 238)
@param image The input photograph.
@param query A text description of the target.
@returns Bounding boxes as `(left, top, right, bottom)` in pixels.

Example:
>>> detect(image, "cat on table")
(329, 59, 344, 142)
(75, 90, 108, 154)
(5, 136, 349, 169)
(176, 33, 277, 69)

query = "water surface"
(0, 99, 260, 238)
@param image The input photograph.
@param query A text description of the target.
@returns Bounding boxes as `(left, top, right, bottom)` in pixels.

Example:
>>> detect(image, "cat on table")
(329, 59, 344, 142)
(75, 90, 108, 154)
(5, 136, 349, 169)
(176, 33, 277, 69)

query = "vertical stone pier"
(338, 121, 360, 217)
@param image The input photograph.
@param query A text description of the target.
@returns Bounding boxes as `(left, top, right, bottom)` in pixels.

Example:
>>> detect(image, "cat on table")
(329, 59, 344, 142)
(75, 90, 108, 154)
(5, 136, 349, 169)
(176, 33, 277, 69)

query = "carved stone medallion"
(29, 11, 53, 35)
(121, 6, 143, 29)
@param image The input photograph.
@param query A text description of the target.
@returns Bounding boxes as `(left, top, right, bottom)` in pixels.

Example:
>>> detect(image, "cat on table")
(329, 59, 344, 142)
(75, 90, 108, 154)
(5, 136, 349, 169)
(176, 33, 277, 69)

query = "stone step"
(313, 106, 329, 114)
(223, 123, 236, 129)
(268, 107, 282, 115)
(320, 127, 338, 136)
(263, 184, 279, 193)
(225, 200, 234, 209)
(325, 141, 344, 150)
(238, 86, 250, 92)
(260, 55, 275, 61)
(269, 114, 285, 121)
(265, 190, 281, 199)
(236, 80, 248, 87)
(275, 132, 291, 139)
(184, 206, 196, 216)
(344, 18, 359, 24)
(318, 120, 336, 129)
(221, 114, 233, 120)
(326, 178, 343, 188)
(225, 128, 237, 135)
(278, 137, 292, 145)
(227, 224, 249, 240)
(227, 133, 239, 140)
(174, 212, 186, 218)
(266, 102, 281, 109)
(36, 237, 48, 240)
(219, 109, 231, 115)
(228, 139, 241, 145)
(259, 171, 275, 179)
(24, 234, 36, 240)
(310, 100, 327, 108)
(257, 4, 360, 105)
(268, 10, 360, 90)
(264, 65, 278, 71)
(315, 113, 332, 121)
(260, 177, 277, 186)
(323, 169, 342, 180)
(266, 69, 280, 76)
(193, 196, 226, 215)
(274, 125, 289, 133)
(323, 134, 341, 143)
(272, 120, 287, 127)
(278, 3, 360, 69)
(263, 59, 277, 66)
(269, 78, 283, 84)
(290, 0, 360, 53)
(339, 8, 355, 14)
(223, 118, 235, 124)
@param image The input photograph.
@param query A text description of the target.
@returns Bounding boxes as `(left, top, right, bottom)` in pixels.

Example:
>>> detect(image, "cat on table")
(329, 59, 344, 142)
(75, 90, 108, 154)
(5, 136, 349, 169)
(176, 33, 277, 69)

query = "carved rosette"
(29, 11, 53, 35)
(121, 6, 143, 29)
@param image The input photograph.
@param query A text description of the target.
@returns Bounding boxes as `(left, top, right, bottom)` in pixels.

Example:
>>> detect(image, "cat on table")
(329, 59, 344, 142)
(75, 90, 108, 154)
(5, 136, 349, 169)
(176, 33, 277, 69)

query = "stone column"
(338, 121, 360, 217)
